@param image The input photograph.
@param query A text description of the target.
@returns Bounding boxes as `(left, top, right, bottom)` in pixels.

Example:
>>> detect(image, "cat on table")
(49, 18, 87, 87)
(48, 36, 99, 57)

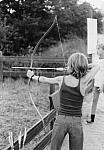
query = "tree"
(0, 0, 103, 55)
(0, 7, 14, 55)
(49, 0, 103, 38)
(0, 0, 55, 55)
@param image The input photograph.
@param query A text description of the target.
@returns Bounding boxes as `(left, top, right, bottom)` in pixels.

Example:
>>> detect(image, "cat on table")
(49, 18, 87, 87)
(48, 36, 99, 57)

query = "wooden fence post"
(50, 84, 55, 108)
(50, 84, 55, 130)
(0, 51, 3, 82)
(49, 71, 56, 130)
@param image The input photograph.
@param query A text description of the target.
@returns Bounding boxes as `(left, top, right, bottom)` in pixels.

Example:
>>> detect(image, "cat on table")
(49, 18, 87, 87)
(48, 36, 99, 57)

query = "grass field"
(0, 78, 51, 150)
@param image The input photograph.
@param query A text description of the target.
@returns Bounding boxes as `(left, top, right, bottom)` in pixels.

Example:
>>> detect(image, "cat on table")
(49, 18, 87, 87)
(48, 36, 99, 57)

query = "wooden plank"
(1, 56, 66, 63)
(4, 109, 56, 150)
(49, 90, 60, 109)
(0, 56, 91, 64)
(49, 90, 60, 130)
(0, 52, 3, 81)
(3, 71, 26, 78)
(3, 71, 66, 78)
(33, 130, 52, 150)
(49, 84, 55, 130)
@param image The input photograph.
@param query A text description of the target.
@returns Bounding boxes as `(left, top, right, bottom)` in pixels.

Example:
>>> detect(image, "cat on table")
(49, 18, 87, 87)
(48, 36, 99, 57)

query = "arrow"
(12, 67, 67, 71)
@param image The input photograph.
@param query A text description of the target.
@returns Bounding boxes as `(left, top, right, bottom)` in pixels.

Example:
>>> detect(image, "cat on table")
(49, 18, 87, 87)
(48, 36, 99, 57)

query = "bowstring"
(55, 16, 67, 68)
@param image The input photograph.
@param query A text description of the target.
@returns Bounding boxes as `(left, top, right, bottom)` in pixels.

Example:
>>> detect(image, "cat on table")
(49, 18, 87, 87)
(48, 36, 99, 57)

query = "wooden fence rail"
(33, 130, 52, 150)
(4, 109, 56, 150)
(0, 56, 66, 63)
(0, 55, 91, 80)
(0, 56, 67, 79)
(0, 55, 91, 62)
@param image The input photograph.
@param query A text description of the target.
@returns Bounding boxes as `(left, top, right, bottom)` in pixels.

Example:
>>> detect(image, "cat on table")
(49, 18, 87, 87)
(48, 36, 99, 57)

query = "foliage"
(0, 0, 103, 56)
(42, 36, 87, 57)
(51, 1, 103, 38)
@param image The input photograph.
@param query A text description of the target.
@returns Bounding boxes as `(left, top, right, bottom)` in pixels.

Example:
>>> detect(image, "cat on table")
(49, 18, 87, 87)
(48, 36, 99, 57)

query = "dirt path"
(83, 113, 104, 150)
(83, 93, 104, 150)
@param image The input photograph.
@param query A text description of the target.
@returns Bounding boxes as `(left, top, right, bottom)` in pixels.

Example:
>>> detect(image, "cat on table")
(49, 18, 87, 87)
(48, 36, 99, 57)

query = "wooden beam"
(4, 109, 56, 150)
(33, 130, 52, 150)
(1, 56, 66, 63)
(0, 51, 3, 81)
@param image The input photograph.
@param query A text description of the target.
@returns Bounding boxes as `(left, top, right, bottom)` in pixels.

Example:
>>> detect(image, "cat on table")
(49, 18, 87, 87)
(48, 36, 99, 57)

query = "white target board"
(87, 18, 97, 54)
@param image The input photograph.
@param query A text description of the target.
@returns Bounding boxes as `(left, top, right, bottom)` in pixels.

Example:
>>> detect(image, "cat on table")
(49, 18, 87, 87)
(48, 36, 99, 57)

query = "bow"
(29, 15, 66, 70)
(12, 16, 67, 70)
(28, 16, 58, 131)
(55, 17, 67, 67)
(30, 15, 57, 70)
(9, 15, 66, 149)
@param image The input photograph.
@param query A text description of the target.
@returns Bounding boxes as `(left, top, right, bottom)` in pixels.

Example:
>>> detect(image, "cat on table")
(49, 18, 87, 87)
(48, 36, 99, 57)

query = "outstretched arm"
(80, 64, 100, 96)
(84, 63, 100, 84)
(27, 70, 63, 86)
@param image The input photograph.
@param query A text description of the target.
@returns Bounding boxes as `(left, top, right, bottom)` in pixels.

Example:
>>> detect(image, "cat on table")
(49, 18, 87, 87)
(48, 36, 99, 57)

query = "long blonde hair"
(67, 53, 88, 79)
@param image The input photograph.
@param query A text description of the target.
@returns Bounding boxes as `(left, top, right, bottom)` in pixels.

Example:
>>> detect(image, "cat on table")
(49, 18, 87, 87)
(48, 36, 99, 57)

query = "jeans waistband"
(57, 113, 81, 119)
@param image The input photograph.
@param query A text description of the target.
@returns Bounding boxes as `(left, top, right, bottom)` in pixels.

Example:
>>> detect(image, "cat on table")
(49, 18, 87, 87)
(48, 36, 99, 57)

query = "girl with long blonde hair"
(27, 52, 99, 150)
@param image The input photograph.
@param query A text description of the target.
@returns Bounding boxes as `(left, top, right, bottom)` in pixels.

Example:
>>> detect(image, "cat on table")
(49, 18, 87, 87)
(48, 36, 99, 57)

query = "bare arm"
(80, 64, 100, 96)
(88, 63, 95, 69)
(32, 75, 63, 87)
(27, 70, 63, 87)
(83, 63, 100, 84)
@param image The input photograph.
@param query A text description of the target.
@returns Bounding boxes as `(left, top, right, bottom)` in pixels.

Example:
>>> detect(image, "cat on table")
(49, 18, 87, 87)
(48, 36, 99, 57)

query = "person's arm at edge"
(88, 62, 99, 68)
(84, 63, 100, 83)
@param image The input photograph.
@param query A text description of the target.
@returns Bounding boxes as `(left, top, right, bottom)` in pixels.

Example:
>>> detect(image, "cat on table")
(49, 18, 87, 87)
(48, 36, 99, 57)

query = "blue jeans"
(50, 115, 83, 150)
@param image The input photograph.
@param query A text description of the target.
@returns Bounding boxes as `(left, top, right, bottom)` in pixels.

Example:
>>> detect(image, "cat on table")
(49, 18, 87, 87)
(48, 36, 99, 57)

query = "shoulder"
(55, 75, 78, 88)
(80, 72, 95, 96)
(64, 75, 79, 87)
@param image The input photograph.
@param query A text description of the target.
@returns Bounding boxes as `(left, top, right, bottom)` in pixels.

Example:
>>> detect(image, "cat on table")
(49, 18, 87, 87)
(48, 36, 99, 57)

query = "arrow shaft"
(12, 67, 66, 71)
